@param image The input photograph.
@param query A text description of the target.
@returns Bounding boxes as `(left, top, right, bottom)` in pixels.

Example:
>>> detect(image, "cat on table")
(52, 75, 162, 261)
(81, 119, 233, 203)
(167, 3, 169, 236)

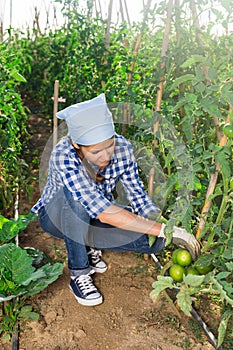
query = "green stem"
(202, 171, 230, 252)
(216, 194, 228, 225)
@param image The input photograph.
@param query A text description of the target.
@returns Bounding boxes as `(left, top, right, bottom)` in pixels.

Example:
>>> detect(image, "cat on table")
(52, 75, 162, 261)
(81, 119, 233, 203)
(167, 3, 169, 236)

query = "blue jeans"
(38, 187, 165, 276)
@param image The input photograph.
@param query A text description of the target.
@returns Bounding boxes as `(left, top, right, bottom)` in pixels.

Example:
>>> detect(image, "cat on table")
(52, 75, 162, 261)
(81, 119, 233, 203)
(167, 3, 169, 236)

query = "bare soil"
(1, 113, 218, 350)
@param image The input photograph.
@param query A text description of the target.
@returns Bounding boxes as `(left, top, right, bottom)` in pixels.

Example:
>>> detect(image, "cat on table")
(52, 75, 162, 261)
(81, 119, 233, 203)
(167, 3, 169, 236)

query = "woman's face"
(74, 137, 115, 169)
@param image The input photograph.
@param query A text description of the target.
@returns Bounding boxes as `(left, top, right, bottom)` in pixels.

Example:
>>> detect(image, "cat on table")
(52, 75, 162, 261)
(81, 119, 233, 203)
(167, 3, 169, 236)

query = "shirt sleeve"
(119, 144, 160, 217)
(53, 150, 112, 218)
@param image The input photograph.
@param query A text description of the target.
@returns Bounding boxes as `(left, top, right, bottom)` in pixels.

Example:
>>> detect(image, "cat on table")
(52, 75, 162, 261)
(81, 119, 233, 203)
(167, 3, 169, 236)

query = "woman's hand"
(159, 223, 201, 260)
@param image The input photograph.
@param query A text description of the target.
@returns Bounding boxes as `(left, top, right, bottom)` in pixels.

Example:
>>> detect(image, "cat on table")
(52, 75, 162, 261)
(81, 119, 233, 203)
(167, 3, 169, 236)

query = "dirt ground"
(1, 113, 218, 350)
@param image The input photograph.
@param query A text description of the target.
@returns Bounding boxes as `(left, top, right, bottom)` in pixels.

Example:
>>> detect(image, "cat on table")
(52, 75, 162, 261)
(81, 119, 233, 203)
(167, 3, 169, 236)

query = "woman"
(31, 93, 200, 306)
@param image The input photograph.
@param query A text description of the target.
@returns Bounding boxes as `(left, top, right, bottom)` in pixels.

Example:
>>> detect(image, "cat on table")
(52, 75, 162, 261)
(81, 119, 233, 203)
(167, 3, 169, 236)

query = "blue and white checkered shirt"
(31, 133, 159, 218)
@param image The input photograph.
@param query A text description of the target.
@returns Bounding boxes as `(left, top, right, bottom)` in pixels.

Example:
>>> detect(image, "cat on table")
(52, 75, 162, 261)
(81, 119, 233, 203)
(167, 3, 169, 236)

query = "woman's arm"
(97, 204, 162, 236)
(97, 204, 201, 260)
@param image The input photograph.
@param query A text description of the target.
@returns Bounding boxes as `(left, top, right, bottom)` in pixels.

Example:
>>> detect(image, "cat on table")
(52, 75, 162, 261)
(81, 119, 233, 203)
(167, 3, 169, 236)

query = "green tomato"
(223, 124, 233, 138)
(176, 249, 192, 267)
(169, 264, 185, 282)
(195, 264, 214, 275)
(185, 267, 199, 276)
(171, 248, 183, 264)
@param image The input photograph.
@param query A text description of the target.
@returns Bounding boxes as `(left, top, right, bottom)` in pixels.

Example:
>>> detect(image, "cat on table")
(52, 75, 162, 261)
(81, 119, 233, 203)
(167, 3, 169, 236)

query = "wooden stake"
(123, 0, 131, 27)
(153, 0, 173, 141)
(105, 0, 114, 49)
(119, 0, 125, 23)
(196, 106, 232, 239)
(189, 0, 222, 142)
(53, 80, 59, 147)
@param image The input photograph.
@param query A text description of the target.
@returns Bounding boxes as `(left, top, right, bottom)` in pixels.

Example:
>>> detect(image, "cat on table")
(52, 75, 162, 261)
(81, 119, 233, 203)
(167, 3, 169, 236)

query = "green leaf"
(194, 82, 206, 94)
(183, 274, 205, 287)
(180, 55, 206, 68)
(176, 288, 192, 316)
(200, 98, 222, 118)
(222, 91, 233, 105)
(226, 262, 233, 271)
(150, 275, 174, 302)
(10, 69, 27, 82)
(217, 309, 233, 348)
(0, 215, 10, 229)
(194, 253, 213, 267)
(210, 276, 233, 306)
(215, 152, 231, 178)
(0, 244, 35, 285)
(216, 272, 231, 280)
(22, 262, 64, 297)
(168, 74, 195, 91)
(0, 213, 37, 244)
(19, 306, 39, 321)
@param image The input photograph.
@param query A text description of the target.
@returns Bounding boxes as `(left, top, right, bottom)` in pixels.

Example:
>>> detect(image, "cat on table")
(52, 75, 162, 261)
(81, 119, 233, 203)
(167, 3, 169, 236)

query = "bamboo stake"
(153, 0, 173, 139)
(189, 0, 221, 142)
(127, 34, 143, 87)
(119, 0, 125, 23)
(123, 0, 131, 27)
(105, 0, 114, 49)
(148, 168, 155, 198)
(196, 106, 232, 239)
(97, 0, 103, 19)
(122, 0, 152, 136)
(53, 80, 59, 147)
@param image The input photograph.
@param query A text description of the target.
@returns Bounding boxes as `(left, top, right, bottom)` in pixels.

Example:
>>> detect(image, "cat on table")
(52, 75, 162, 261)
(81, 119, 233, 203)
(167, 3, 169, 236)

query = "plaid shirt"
(31, 133, 159, 218)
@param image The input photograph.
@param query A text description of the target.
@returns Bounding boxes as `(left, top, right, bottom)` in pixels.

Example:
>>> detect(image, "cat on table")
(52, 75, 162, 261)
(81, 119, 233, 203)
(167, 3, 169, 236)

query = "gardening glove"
(159, 223, 201, 260)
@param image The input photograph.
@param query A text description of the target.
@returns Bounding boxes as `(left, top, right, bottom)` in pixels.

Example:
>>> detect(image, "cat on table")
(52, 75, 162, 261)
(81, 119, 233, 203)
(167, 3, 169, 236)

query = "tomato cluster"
(169, 248, 214, 282)
(169, 249, 195, 282)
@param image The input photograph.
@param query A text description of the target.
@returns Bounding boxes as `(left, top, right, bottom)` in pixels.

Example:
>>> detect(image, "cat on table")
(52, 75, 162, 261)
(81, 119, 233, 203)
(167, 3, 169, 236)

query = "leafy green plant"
(0, 213, 64, 343)
(0, 39, 33, 213)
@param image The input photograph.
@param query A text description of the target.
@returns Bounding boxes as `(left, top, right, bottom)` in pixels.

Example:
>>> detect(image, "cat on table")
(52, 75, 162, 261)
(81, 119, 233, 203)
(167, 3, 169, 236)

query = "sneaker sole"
(69, 286, 103, 306)
(90, 265, 108, 273)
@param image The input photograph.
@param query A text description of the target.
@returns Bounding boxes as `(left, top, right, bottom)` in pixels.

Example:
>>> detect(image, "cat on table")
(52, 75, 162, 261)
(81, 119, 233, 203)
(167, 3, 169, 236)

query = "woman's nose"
(101, 149, 110, 161)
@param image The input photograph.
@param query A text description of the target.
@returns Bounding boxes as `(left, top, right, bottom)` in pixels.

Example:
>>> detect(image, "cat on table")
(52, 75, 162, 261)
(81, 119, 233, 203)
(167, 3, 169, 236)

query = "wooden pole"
(153, 0, 173, 140)
(97, 0, 103, 19)
(122, 0, 152, 136)
(119, 0, 125, 23)
(148, 167, 155, 198)
(53, 80, 59, 147)
(105, 0, 114, 49)
(123, 0, 131, 27)
(196, 106, 232, 239)
(189, 0, 221, 142)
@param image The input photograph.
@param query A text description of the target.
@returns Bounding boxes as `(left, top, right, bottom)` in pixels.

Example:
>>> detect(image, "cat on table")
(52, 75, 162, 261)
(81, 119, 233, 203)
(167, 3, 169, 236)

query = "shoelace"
(88, 249, 102, 263)
(75, 275, 97, 296)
